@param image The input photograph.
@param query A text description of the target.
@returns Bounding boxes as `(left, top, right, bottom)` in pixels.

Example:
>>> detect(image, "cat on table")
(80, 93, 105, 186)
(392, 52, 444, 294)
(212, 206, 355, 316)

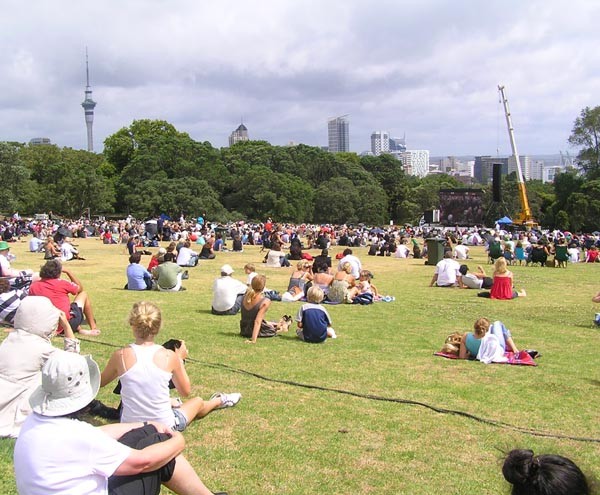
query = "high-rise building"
(81, 49, 96, 152)
(327, 115, 349, 152)
(474, 156, 508, 184)
(229, 123, 249, 146)
(389, 135, 407, 152)
(508, 155, 531, 181)
(370, 131, 389, 156)
(400, 150, 430, 178)
(530, 160, 544, 181)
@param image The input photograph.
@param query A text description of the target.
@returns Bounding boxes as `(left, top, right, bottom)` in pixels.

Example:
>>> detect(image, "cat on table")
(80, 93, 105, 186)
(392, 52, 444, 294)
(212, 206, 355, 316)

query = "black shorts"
(108, 424, 176, 495)
(68, 302, 84, 331)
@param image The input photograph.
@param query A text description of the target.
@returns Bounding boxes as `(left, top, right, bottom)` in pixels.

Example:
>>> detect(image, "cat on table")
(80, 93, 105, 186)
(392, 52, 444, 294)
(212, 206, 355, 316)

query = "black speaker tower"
(492, 163, 502, 202)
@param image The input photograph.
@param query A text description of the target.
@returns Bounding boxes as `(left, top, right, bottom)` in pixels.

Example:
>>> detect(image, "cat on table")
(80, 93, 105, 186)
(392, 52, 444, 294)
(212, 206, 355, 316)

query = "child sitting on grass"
(295, 286, 337, 343)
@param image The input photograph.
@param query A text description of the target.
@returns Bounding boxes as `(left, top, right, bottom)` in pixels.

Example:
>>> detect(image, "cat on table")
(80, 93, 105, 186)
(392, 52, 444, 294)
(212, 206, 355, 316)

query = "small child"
(295, 286, 337, 343)
(244, 263, 257, 286)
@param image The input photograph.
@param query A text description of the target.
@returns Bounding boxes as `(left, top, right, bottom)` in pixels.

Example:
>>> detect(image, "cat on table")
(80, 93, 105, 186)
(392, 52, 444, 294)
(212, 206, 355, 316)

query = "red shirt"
(29, 278, 79, 319)
(490, 276, 514, 300)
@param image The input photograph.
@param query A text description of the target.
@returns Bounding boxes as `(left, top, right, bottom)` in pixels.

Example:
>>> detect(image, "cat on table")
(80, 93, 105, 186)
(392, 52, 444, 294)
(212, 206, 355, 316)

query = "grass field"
(1, 237, 599, 494)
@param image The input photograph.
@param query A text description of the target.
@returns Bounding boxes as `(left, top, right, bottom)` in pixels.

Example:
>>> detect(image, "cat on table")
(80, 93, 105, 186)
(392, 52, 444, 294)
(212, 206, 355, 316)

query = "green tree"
(568, 106, 600, 179)
(0, 142, 37, 213)
(20, 145, 114, 217)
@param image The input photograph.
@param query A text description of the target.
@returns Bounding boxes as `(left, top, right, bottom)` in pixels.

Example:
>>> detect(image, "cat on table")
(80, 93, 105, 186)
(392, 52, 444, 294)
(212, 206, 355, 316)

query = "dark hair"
(163, 252, 175, 262)
(0, 278, 10, 294)
(503, 449, 591, 495)
(343, 248, 352, 256)
(129, 252, 142, 264)
(40, 259, 62, 279)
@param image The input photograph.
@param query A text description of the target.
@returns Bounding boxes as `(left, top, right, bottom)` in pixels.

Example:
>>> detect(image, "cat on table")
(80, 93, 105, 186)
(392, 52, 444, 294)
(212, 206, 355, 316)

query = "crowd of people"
(1, 213, 597, 494)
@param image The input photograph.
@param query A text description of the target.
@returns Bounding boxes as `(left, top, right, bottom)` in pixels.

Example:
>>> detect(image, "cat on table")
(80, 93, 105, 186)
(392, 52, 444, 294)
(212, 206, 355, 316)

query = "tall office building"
(389, 135, 407, 152)
(370, 131, 389, 156)
(327, 115, 349, 152)
(400, 150, 430, 178)
(508, 155, 531, 181)
(81, 49, 96, 152)
(229, 123, 249, 146)
(474, 156, 508, 184)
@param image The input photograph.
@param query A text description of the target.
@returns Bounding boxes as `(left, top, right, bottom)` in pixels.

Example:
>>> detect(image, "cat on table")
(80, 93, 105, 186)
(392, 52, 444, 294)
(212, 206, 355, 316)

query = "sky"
(1, 0, 599, 157)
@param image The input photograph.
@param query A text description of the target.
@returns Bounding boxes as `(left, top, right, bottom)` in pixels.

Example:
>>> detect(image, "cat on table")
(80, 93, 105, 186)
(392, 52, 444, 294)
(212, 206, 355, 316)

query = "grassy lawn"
(1, 237, 599, 494)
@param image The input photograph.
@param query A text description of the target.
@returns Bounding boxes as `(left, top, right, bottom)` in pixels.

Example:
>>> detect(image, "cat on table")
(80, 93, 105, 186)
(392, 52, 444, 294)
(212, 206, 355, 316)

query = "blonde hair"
(494, 257, 508, 275)
(307, 285, 324, 304)
(342, 262, 352, 274)
(244, 263, 255, 273)
(128, 301, 162, 339)
(296, 260, 306, 270)
(473, 317, 490, 338)
(244, 274, 266, 305)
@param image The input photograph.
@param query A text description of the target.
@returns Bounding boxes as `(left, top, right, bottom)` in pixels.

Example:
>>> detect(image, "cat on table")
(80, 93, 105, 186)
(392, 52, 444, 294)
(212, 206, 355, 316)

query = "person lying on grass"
(456, 318, 538, 363)
(101, 301, 241, 431)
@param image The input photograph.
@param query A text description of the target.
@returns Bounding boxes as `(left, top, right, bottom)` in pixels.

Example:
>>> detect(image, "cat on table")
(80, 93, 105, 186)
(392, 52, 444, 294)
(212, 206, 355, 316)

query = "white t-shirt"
(454, 244, 469, 259)
(14, 413, 130, 495)
(176, 246, 198, 266)
(394, 245, 410, 258)
(461, 273, 483, 289)
(211, 276, 248, 311)
(337, 254, 362, 278)
(434, 258, 461, 286)
(60, 242, 77, 261)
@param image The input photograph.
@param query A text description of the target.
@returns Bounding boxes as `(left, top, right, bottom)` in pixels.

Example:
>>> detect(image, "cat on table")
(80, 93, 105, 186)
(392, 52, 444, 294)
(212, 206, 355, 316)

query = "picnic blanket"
(434, 350, 537, 366)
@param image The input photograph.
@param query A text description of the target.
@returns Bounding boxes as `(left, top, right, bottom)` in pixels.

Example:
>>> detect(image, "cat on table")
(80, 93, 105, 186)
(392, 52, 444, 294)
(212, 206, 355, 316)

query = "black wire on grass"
(82, 337, 600, 444)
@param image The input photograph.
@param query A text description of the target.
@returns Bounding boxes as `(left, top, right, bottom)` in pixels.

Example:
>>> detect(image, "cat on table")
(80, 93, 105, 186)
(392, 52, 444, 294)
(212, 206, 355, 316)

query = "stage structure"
(438, 189, 484, 226)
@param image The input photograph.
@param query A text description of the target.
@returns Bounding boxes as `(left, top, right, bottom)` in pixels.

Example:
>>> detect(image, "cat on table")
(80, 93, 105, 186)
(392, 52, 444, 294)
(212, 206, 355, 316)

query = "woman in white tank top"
(100, 301, 241, 430)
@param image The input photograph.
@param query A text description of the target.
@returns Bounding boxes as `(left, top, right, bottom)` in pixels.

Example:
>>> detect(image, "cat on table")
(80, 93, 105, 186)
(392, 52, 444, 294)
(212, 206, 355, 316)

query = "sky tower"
(81, 48, 96, 152)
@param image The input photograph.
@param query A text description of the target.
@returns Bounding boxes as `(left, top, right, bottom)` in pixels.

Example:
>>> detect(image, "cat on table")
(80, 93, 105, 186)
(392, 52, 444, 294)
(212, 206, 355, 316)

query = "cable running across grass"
(82, 338, 600, 444)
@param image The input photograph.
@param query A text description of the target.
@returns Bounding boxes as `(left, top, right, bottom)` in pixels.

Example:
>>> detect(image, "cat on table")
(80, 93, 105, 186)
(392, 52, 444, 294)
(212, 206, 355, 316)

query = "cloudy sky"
(1, 0, 598, 156)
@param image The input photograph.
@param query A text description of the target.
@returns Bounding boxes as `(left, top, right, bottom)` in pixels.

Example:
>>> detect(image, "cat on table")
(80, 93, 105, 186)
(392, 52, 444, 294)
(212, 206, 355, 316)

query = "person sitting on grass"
(327, 262, 356, 304)
(281, 261, 313, 302)
(502, 448, 592, 495)
(346, 269, 375, 304)
(176, 240, 199, 267)
(0, 277, 30, 326)
(101, 301, 241, 432)
(477, 257, 526, 299)
(295, 286, 337, 343)
(125, 252, 153, 291)
(0, 296, 79, 438)
(29, 259, 101, 336)
(241, 275, 289, 344)
(15, 351, 229, 495)
(153, 253, 185, 292)
(211, 265, 248, 315)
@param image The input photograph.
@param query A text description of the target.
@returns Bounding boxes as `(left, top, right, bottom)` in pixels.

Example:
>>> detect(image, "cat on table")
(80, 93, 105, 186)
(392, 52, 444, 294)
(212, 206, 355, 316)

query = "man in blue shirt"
(125, 252, 153, 290)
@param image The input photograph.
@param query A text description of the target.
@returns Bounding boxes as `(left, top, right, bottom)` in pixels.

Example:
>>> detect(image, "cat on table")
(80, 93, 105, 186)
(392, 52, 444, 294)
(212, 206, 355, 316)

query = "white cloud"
(1, 0, 599, 155)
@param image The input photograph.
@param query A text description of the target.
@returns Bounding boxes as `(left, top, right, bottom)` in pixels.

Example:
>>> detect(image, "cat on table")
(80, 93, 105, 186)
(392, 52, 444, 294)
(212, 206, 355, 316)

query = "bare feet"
(78, 328, 101, 336)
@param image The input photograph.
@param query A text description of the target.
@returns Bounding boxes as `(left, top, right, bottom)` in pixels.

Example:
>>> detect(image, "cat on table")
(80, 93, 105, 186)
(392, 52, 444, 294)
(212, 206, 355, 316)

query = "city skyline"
(1, 1, 599, 156)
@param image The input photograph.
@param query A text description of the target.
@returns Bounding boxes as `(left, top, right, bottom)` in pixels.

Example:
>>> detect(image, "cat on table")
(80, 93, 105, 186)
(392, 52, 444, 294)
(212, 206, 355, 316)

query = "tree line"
(1, 106, 599, 230)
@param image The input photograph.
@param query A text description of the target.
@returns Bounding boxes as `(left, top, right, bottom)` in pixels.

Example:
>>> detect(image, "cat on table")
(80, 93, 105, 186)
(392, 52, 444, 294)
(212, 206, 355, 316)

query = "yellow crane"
(498, 85, 538, 228)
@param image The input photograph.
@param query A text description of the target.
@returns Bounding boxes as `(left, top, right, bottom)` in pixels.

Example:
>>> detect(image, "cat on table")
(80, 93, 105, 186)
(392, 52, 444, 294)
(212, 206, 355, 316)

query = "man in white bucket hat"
(14, 350, 226, 495)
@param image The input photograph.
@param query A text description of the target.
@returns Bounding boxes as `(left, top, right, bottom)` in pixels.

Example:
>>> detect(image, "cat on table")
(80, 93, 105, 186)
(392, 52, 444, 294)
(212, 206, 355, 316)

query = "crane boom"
(497, 85, 535, 226)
